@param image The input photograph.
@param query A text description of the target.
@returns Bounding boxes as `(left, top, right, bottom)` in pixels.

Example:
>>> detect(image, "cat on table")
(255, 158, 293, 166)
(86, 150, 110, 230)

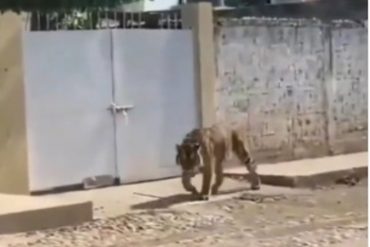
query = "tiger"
(175, 122, 261, 201)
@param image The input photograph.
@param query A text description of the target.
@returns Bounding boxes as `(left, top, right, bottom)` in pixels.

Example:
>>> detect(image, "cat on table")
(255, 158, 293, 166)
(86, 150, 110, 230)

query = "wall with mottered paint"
(215, 18, 367, 163)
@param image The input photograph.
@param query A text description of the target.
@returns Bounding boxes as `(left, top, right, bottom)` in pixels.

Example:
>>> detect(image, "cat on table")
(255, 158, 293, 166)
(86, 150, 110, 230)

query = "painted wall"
(0, 12, 30, 194)
(215, 18, 367, 162)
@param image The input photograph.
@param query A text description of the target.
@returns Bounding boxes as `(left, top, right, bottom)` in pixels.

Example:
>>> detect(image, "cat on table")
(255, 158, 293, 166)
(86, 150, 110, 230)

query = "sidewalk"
(225, 152, 368, 188)
(0, 152, 367, 234)
(0, 194, 92, 234)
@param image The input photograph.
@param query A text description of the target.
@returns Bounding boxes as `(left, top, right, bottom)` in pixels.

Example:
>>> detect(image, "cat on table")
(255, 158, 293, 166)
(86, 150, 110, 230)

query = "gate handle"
(108, 102, 134, 125)
(108, 102, 134, 113)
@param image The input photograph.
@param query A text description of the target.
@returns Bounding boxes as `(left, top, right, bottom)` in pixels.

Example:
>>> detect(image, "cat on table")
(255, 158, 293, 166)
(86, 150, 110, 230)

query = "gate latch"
(108, 102, 134, 125)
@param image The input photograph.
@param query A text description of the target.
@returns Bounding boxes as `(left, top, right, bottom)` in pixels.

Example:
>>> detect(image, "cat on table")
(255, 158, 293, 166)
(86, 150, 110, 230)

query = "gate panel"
(112, 29, 198, 183)
(23, 31, 116, 191)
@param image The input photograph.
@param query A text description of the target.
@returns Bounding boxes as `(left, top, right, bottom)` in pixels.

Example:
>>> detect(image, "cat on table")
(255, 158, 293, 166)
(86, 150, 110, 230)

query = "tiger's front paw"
(251, 184, 261, 190)
(197, 194, 209, 201)
(191, 189, 199, 195)
(211, 186, 219, 195)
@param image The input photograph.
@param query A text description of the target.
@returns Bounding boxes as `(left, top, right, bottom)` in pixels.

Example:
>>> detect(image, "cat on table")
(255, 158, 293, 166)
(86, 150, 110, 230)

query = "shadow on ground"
(130, 187, 249, 210)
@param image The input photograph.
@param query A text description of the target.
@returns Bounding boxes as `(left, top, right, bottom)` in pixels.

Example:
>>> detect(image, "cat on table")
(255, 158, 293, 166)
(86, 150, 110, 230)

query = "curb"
(0, 201, 93, 235)
(225, 166, 368, 188)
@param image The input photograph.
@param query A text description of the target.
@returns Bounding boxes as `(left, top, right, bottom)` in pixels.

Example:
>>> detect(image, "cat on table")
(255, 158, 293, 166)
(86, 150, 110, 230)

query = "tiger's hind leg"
(232, 132, 261, 190)
(244, 158, 261, 190)
(211, 158, 224, 195)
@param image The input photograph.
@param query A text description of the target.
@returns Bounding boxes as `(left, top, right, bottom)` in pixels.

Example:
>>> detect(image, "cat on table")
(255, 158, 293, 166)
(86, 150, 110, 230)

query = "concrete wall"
(215, 18, 367, 162)
(328, 24, 368, 155)
(0, 12, 30, 194)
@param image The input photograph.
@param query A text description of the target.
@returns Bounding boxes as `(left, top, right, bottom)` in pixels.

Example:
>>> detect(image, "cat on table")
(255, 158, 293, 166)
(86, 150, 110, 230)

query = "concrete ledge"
(257, 166, 367, 188)
(0, 201, 93, 234)
(225, 152, 368, 188)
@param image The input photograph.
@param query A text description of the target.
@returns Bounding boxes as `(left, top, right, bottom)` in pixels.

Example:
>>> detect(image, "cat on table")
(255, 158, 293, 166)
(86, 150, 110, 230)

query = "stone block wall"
(215, 18, 367, 162)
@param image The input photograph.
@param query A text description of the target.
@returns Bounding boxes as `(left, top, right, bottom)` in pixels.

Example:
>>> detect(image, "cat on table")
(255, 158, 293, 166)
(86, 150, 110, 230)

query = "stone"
(292, 237, 303, 243)
(263, 197, 275, 203)
(329, 232, 342, 244)
(306, 199, 317, 207)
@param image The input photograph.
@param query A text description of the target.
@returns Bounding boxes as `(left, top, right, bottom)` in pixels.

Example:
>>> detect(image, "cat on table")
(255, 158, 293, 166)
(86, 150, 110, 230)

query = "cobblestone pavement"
(0, 180, 367, 247)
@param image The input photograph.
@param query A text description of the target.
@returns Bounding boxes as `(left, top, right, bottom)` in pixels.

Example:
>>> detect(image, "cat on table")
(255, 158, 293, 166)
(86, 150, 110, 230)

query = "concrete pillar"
(0, 12, 30, 194)
(181, 2, 217, 128)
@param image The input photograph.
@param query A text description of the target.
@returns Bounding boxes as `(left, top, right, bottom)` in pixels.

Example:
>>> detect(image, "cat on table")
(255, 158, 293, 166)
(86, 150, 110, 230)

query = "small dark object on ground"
(237, 193, 287, 203)
(335, 173, 361, 186)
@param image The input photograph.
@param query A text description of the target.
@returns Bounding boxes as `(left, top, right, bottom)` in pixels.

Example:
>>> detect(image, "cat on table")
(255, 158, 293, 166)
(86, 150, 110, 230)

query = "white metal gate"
(112, 30, 197, 183)
(22, 29, 198, 191)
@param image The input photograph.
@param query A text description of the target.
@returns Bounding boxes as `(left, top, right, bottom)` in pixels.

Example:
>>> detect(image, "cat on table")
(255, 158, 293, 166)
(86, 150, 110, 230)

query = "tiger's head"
(176, 142, 201, 176)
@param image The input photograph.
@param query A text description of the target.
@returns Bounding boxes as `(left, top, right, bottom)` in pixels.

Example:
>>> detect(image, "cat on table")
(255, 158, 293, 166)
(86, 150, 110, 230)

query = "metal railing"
(26, 8, 182, 31)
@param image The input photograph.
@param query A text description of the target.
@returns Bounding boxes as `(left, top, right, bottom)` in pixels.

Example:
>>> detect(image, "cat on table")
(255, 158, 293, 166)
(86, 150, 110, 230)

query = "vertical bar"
(89, 8, 93, 30)
(114, 7, 118, 29)
(122, 9, 126, 28)
(179, 11, 182, 29)
(105, 6, 109, 29)
(129, 11, 133, 28)
(159, 13, 164, 29)
(138, 11, 142, 29)
(37, 11, 40, 31)
(70, 10, 75, 30)
(97, 8, 101, 29)
(174, 12, 178, 29)
(166, 13, 171, 29)
(104, 0, 109, 29)
(62, 10, 66, 30)
(55, 11, 59, 30)
(46, 12, 50, 30)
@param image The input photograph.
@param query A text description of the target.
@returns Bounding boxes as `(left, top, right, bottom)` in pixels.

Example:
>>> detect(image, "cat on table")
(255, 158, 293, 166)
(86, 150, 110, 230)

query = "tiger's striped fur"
(176, 123, 261, 200)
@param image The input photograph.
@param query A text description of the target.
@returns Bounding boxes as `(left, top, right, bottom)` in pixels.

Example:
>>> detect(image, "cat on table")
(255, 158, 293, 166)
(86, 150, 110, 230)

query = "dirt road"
(0, 180, 367, 247)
